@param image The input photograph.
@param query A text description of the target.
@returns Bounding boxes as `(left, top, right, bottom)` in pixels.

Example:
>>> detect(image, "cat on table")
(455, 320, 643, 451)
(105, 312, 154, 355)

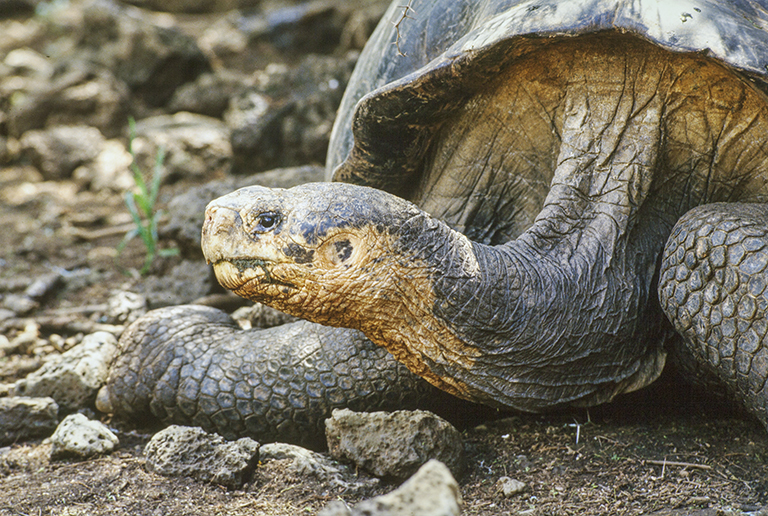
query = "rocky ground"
(0, 0, 768, 515)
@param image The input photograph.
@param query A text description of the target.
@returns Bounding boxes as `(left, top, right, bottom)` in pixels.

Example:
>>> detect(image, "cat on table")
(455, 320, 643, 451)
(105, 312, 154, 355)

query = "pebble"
(259, 442, 346, 483)
(105, 290, 147, 325)
(11, 331, 118, 411)
(19, 125, 105, 180)
(325, 408, 465, 480)
(0, 397, 59, 445)
(1, 293, 38, 316)
(318, 459, 462, 516)
(498, 476, 527, 497)
(1, 320, 40, 355)
(143, 425, 259, 488)
(23, 272, 63, 300)
(72, 139, 134, 191)
(80, 0, 211, 107)
(137, 260, 215, 307)
(49, 413, 119, 460)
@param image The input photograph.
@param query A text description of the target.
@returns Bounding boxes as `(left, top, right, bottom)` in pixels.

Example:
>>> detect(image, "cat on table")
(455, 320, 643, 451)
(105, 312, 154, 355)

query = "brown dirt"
(1, 164, 767, 515)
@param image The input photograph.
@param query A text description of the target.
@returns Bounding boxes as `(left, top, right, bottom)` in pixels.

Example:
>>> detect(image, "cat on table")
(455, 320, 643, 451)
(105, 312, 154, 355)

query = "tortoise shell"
(327, 0, 768, 197)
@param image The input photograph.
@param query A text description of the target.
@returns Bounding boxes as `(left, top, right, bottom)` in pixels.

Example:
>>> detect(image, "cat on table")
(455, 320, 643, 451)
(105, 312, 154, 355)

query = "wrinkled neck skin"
(367, 204, 668, 411)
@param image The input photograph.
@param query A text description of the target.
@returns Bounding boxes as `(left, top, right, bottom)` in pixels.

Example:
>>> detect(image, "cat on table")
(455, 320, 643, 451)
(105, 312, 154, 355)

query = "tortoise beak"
(209, 259, 271, 291)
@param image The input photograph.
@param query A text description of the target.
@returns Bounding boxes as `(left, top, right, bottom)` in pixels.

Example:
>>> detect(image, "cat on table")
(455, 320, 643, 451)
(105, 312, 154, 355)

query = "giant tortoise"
(98, 0, 768, 447)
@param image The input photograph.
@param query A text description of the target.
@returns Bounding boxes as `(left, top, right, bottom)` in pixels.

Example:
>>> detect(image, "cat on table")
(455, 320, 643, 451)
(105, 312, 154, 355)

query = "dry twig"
(644, 459, 712, 470)
(393, 0, 416, 56)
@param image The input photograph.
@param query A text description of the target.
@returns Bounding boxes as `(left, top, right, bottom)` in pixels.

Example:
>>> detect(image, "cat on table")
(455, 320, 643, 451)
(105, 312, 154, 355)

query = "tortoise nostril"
(204, 206, 220, 225)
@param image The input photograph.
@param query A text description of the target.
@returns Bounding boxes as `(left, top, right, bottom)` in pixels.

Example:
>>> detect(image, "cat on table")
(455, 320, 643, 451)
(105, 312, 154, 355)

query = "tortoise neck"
(354, 209, 667, 410)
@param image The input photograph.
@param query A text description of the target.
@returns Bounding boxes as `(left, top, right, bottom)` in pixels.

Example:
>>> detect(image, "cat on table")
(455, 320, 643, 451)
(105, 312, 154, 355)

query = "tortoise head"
(202, 182, 424, 325)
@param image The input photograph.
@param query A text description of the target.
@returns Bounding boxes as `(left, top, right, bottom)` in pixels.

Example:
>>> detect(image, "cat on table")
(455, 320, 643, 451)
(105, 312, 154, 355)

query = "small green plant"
(118, 117, 178, 274)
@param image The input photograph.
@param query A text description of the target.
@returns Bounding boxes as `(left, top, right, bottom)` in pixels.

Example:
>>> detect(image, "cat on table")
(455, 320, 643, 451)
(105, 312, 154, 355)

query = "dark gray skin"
(98, 0, 768, 444)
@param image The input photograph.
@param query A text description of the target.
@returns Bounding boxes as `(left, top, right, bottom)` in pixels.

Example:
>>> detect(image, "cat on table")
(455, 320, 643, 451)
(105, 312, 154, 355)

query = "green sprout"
(118, 117, 179, 275)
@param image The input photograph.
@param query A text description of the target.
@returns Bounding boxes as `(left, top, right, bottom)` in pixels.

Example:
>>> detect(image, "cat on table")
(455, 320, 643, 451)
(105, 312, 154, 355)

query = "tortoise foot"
(660, 203, 768, 428)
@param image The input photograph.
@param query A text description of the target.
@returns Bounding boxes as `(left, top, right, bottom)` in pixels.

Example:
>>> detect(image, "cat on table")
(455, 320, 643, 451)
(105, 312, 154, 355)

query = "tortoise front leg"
(659, 203, 768, 429)
(98, 305, 461, 448)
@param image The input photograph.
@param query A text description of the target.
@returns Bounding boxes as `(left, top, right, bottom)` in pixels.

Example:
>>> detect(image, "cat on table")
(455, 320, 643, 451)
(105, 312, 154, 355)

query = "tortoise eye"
(253, 211, 280, 233)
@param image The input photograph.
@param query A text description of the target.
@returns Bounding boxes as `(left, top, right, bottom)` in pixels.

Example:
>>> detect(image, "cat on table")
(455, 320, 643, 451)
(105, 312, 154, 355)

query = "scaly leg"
(98, 305, 469, 449)
(659, 203, 768, 428)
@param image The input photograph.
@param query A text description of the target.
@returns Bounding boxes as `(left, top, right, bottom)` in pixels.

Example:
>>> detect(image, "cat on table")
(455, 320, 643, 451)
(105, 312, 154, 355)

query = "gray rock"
(1, 320, 40, 355)
(72, 139, 134, 192)
(0, 136, 9, 164)
(0, 335, 10, 355)
(260, 442, 347, 484)
(143, 425, 259, 488)
(197, 0, 387, 71)
(239, 0, 389, 58)
(1, 293, 38, 316)
(0, 438, 52, 473)
(2, 47, 53, 81)
(168, 70, 250, 119)
(246, 2, 349, 57)
(23, 272, 63, 300)
(79, 0, 211, 107)
(132, 112, 232, 182)
(8, 58, 129, 139)
(318, 460, 462, 516)
(325, 408, 465, 480)
(226, 53, 357, 173)
(163, 165, 325, 255)
(49, 413, 119, 460)
(196, 14, 249, 66)
(137, 260, 215, 308)
(19, 125, 106, 181)
(0, 397, 59, 445)
(336, 0, 392, 52)
(11, 331, 118, 411)
(104, 290, 148, 325)
(1, 49, 54, 127)
(498, 476, 527, 497)
(317, 502, 353, 516)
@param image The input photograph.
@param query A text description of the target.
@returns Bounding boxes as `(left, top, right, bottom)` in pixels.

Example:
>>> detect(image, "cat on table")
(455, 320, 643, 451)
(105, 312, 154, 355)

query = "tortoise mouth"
(212, 259, 297, 293)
